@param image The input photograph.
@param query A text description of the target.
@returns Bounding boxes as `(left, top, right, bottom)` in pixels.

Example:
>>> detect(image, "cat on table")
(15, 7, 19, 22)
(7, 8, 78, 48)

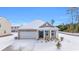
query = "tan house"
(18, 20, 59, 40)
(0, 17, 11, 37)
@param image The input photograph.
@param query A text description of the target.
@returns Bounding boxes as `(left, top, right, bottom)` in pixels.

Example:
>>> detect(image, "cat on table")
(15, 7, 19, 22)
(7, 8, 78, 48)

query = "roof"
(19, 20, 59, 30)
(39, 22, 54, 28)
(19, 20, 45, 30)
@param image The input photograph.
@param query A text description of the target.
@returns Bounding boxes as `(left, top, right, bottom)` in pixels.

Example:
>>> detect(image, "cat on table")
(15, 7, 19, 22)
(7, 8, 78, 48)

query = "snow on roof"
(19, 20, 45, 30)
(19, 19, 59, 30)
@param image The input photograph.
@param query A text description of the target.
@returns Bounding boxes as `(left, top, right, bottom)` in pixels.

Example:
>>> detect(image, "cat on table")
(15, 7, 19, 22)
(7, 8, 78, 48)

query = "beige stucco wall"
(0, 17, 11, 36)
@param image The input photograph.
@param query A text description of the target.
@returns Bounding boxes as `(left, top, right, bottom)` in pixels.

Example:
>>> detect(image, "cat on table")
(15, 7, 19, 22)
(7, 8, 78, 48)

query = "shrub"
(56, 42, 61, 49)
(14, 37, 18, 39)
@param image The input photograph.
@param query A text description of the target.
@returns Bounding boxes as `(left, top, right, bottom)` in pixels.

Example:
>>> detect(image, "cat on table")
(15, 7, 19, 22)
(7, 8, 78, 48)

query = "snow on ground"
(34, 40, 56, 51)
(2, 32, 79, 51)
(0, 32, 17, 51)
(59, 33, 79, 51)
(3, 39, 57, 51)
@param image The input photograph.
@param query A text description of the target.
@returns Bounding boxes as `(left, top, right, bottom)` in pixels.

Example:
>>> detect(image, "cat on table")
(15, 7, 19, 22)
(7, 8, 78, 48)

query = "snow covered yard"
(59, 33, 79, 51)
(3, 39, 57, 51)
(33, 40, 57, 51)
(3, 39, 37, 51)
(0, 33, 17, 51)
(2, 32, 79, 51)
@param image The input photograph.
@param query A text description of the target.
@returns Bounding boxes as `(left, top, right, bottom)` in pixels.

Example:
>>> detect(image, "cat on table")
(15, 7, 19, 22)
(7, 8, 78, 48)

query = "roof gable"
(39, 22, 53, 28)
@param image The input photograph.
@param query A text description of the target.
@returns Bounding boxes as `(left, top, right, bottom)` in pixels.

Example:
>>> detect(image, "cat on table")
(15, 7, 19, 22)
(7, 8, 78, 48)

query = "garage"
(18, 30, 38, 39)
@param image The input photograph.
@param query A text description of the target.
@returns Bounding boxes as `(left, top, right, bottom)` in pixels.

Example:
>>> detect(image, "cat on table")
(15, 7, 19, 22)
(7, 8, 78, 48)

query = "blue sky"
(0, 7, 70, 26)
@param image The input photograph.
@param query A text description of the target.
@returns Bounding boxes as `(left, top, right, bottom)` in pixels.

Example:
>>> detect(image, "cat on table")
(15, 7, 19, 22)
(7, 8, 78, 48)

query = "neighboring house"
(18, 20, 59, 40)
(0, 17, 11, 37)
(11, 26, 20, 32)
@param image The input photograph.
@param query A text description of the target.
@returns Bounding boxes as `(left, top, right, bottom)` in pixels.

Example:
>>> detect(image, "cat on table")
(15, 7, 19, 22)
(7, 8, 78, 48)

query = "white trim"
(50, 30, 51, 39)
(37, 30, 38, 39)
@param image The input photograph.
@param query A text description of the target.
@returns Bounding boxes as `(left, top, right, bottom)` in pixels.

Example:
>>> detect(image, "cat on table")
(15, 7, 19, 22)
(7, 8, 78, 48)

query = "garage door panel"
(19, 31, 37, 39)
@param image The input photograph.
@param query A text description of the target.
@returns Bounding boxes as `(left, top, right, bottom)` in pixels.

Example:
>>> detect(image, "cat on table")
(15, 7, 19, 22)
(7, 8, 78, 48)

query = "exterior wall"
(0, 17, 11, 36)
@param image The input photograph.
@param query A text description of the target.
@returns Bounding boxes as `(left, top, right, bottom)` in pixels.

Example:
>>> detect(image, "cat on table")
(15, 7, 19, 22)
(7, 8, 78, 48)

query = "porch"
(38, 29, 56, 41)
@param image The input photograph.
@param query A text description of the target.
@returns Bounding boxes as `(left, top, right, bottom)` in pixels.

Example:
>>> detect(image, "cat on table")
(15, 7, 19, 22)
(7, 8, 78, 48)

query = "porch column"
(37, 30, 39, 39)
(18, 30, 20, 40)
(44, 30, 45, 40)
(50, 30, 51, 39)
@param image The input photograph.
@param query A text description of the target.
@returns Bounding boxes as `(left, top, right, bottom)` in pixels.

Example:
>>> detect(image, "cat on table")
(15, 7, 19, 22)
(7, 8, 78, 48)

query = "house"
(0, 17, 11, 37)
(11, 25, 20, 32)
(18, 20, 59, 40)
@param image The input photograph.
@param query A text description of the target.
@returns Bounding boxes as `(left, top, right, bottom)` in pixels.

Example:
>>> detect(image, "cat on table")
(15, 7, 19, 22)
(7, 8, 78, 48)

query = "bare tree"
(76, 15, 79, 24)
(67, 7, 79, 24)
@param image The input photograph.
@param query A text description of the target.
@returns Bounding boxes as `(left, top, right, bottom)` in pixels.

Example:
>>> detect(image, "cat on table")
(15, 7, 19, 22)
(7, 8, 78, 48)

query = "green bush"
(56, 42, 61, 49)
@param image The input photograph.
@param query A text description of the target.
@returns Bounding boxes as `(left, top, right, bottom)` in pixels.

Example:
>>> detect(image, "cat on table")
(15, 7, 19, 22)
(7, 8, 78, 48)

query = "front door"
(39, 31, 44, 39)
(45, 30, 50, 40)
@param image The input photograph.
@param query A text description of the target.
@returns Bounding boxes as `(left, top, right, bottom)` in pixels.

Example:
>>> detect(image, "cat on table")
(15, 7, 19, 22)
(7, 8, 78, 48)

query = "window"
(39, 30, 44, 38)
(45, 30, 49, 36)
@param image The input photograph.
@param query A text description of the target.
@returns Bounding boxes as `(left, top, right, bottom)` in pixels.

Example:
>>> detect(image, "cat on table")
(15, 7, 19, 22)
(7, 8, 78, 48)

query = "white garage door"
(19, 31, 37, 39)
